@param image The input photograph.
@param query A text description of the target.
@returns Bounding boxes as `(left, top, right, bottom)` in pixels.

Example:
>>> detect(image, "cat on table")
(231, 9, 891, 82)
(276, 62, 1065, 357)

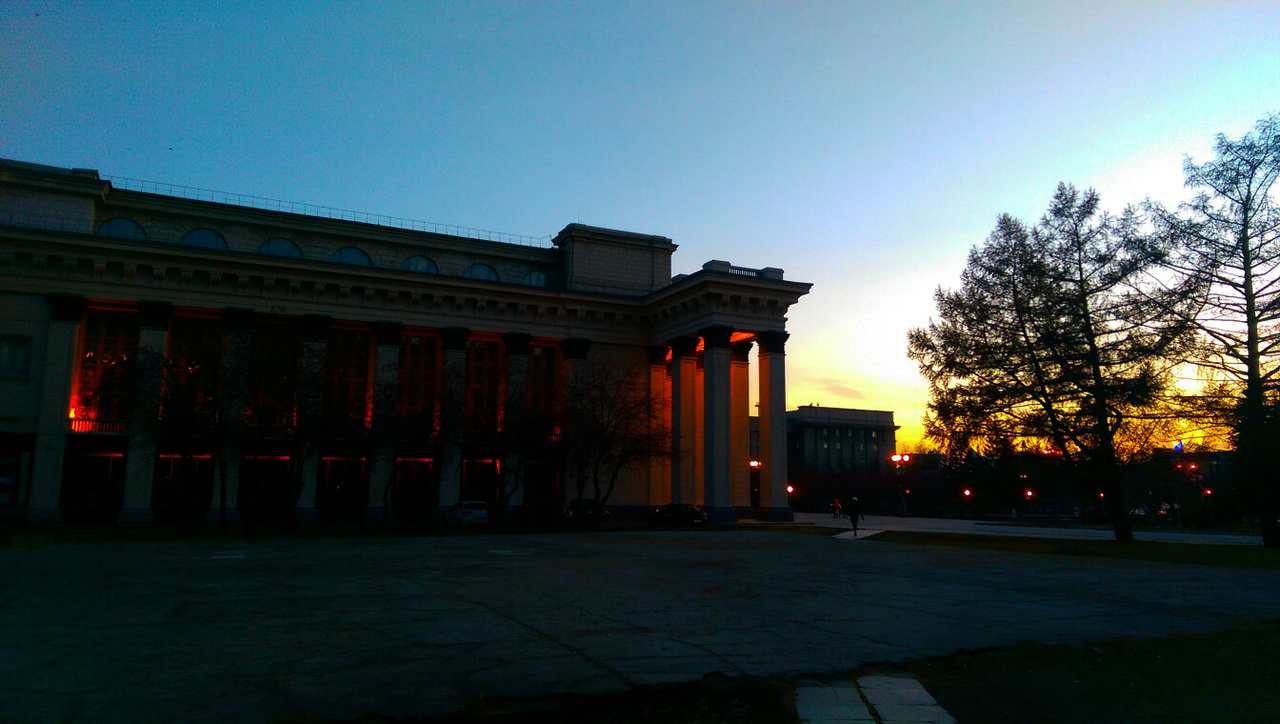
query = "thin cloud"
(815, 378, 866, 400)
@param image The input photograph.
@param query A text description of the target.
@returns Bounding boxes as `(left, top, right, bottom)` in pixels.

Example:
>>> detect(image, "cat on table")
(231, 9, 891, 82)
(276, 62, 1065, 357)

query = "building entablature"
(643, 260, 812, 343)
(0, 225, 652, 344)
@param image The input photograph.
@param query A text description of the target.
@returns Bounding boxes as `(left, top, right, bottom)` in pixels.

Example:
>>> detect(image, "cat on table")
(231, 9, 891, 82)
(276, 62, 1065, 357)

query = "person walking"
(848, 496, 864, 536)
(832, 497, 842, 519)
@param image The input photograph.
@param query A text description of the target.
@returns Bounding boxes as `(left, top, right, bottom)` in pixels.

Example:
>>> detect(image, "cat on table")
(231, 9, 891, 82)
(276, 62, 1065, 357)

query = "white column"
(296, 315, 330, 519)
(730, 340, 752, 513)
(694, 353, 705, 504)
(668, 336, 698, 503)
(218, 308, 253, 522)
(29, 295, 85, 519)
(700, 326, 734, 521)
(368, 321, 402, 518)
(757, 331, 791, 521)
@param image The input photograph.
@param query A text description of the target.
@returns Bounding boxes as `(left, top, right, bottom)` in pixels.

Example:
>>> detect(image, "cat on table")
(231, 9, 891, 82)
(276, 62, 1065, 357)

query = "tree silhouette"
(562, 359, 669, 519)
(1148, 114, 1280, 546)
(910, 184, 1193, 541)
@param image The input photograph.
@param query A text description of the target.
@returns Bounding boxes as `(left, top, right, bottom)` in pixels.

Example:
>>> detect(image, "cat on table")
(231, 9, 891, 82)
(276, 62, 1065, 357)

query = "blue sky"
(4, 1, 1278, 447)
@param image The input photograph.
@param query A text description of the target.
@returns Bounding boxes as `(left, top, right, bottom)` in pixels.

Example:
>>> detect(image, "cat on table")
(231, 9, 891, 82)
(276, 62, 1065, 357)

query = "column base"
(754, 506, 794, 522)
(706, 506, 738, 523)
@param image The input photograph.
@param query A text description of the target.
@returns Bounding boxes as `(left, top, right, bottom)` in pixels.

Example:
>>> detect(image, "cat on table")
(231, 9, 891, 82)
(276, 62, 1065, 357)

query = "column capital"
(669, 335, 699, 359)
(562, 337, 591, 361)
(440, 327, 470, 351)
(137, 301, 174, 330)
(373, 320, 403, 347)
(757, 331, 789, 354)
(300, 314, 332, 342)
(222, 307, 255, 334)
(699, 325, 734, 350)
(731, 340, 753, 362)
(47, 294, 86, 323)
(504, 332, 532, 356)
(648, 345, 669, 366)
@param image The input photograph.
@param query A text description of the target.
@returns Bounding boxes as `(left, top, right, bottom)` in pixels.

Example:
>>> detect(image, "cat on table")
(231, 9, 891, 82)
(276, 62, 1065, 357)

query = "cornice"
(642, 267, 811, 342)
(0, 226, 649, 344)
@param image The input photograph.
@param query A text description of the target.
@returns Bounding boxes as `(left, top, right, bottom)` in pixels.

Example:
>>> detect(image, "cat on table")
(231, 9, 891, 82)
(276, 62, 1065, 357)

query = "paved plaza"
(4, 524, 1279, 722)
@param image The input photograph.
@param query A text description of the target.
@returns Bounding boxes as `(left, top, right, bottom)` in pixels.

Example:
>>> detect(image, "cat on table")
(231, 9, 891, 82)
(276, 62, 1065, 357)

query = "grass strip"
(868, 530, 1280, 570)
(904, 620, 1280, 723)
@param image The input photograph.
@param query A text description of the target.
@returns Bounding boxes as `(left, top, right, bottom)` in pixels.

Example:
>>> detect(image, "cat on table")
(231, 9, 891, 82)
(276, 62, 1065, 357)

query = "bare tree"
(562, 360, 669, 519)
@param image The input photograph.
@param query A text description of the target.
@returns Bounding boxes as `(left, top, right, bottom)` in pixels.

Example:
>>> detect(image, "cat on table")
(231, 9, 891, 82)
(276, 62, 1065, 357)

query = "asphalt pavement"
(796, 511, 1261, 544)
(4, 522, 1278, 722)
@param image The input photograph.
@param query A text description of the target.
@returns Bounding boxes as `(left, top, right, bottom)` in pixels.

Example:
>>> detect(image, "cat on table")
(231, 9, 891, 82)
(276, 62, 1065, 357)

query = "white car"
(447, 501, 490, 527)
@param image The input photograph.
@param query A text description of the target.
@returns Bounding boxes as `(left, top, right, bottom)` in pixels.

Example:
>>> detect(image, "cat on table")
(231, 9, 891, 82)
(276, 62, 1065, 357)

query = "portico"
(646, 261, 810, 522)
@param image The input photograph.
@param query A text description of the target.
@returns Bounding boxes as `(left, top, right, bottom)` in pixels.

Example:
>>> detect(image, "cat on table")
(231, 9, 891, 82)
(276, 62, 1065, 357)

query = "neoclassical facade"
(0, 159, 810, 523)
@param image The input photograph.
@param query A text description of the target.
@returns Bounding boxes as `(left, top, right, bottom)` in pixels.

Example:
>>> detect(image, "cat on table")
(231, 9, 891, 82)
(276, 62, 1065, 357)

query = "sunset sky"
(4, 1, 1278, 448)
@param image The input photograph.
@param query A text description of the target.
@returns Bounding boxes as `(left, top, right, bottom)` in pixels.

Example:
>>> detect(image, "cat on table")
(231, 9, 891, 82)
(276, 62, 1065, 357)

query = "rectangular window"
(464, 339, 500, 435)
(245, 323, 300, 429)
(73, 310, 139, 429)
(0, 336, 32, 380)
(528, 344, 560, 438)
(325, 329, 372, 430)
(162, 317, 224, 427)
(396, 333, 438, 435)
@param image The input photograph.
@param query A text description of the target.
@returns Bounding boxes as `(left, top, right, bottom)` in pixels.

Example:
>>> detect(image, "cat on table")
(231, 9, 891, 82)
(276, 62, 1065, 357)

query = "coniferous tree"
(1148, 114, 1280, 546)
(910, 185, 1193, 541)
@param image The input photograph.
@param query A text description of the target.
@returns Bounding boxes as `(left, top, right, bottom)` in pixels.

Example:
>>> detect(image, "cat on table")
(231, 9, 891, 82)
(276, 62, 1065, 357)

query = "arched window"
(401, 255, 438, 273)
(330, 246, 373, 266)
(259, 237, 303, 258)
(463, 263, 499, 281)
(522, 271, 550, 287)
(96, 218, 148, 241)
(180, 228, 228, 250)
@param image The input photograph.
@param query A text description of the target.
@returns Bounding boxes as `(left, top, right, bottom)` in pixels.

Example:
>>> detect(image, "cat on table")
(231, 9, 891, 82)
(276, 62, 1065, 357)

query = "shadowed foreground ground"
(4, 527, 1279, 721)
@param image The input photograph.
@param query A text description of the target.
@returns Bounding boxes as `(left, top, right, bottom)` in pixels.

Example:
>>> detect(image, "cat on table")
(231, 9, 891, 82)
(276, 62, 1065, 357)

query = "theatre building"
(0, 159, 810, 524)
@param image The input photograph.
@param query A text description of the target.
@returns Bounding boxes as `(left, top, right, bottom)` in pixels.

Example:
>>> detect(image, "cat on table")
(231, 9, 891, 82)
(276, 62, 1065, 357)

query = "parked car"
(446, 501, 489, 527)
(569, 498, 610, 522)
(513, 497, 570, 526)
(647, 503, 708, 527)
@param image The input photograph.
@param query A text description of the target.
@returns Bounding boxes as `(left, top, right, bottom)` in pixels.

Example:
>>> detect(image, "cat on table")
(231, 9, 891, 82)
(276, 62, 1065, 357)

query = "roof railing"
(102, 175, 554, 248)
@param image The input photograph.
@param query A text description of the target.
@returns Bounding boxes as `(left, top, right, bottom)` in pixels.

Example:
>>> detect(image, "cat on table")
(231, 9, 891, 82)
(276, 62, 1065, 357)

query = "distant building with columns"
(0, 159, 810, 523)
